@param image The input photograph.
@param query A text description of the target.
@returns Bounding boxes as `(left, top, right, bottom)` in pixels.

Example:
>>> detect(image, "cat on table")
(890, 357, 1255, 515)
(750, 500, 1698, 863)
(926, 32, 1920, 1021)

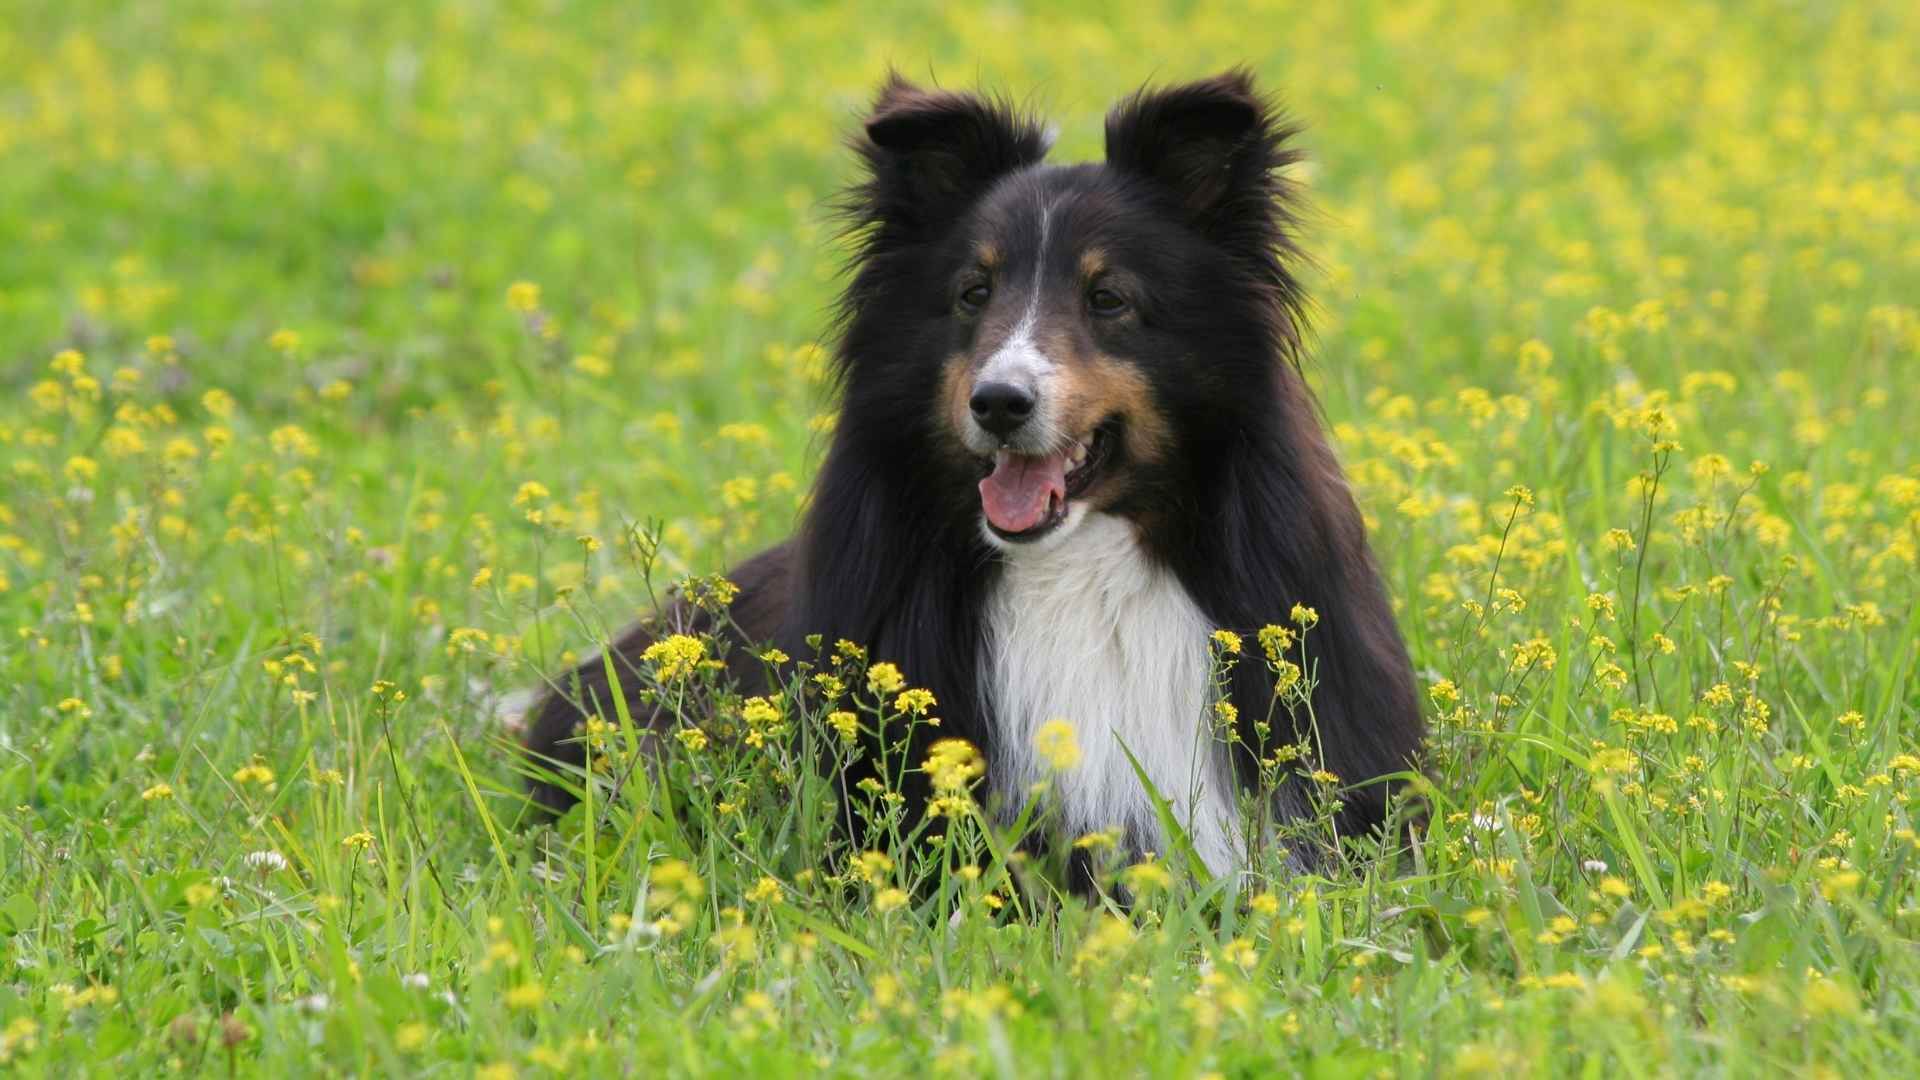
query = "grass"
(3, 0, 1919, 1074)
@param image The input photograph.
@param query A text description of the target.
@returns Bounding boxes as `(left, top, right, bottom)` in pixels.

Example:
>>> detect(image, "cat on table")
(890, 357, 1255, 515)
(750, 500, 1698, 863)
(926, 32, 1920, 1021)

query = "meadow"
(3, 0, 1919, 1074)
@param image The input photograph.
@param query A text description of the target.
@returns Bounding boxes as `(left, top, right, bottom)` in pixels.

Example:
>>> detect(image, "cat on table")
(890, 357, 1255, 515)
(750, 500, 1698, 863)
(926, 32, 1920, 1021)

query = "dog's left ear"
(1105, 69, 1298, 237)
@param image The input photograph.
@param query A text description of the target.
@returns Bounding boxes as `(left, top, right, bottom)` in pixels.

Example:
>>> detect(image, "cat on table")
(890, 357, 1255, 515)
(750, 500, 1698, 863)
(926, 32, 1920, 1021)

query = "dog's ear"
(1105, 69, 1299, 237)
(853, 74, 1050, 239)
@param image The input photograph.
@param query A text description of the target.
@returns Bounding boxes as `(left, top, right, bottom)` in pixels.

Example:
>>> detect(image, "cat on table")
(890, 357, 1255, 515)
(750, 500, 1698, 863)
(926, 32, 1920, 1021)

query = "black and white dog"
(525, 70, 1423, 877)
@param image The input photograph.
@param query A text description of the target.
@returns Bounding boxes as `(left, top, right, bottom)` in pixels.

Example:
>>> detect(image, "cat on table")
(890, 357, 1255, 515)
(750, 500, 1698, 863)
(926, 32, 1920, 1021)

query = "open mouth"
(978, 422, 1116, 542)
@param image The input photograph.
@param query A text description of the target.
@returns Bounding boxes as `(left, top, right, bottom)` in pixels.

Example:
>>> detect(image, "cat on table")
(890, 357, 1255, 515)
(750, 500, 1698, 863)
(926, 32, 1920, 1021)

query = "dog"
(522, 69, 1423, 880)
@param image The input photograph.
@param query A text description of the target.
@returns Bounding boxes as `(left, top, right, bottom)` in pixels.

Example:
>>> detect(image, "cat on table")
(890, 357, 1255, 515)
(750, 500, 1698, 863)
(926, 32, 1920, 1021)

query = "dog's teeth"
(1069, 442, 1088, 467)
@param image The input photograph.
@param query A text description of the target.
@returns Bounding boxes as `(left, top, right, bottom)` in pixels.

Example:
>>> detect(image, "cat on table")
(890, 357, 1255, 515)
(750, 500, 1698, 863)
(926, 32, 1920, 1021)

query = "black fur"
(522, 69, 1423, 864)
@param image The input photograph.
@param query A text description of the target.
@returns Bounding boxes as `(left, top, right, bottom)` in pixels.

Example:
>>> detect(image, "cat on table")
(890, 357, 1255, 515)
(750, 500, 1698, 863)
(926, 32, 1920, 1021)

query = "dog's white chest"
(982, 512, 1240, 873)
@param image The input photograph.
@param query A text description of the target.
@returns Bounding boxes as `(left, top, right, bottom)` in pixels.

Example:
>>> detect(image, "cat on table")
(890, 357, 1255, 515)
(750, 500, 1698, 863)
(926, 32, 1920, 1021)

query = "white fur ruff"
(982, 511, 1242, 873)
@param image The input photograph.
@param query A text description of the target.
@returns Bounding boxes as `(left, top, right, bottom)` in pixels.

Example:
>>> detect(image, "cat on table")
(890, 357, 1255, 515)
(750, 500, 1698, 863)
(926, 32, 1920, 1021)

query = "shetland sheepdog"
(523, 70, 1423, 880)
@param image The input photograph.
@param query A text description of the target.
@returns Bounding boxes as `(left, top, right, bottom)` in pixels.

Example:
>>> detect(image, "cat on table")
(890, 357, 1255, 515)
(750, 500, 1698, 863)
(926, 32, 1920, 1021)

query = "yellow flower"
(1220, 937, 1258, 969)
(268, 424, 318, 458)
(1213, 700, 1238, 729)
(641, 634, 707, 681)
(1801, 976, 1858, 1018)
(342, 831, 375, 851)
(855, 850, 893, 885)
(1589, 747, 1634, 775)
(267, 328, 301, 353)
(924, 739, 984, 795)
(1122, 860, 1172, 893)
(1516, 339, 1553, 372)
(200, 387, 236, 418)
(866, 661, 905, 695)
(1509, 637, 1558, 673)
(1257, 624, 1295, 662)
(1073, 830, 1120, 851)
(1034, 719, 1082, 770)
(506, 281, 542, 312)
(873, 888, 909, 913)
(894, 687, 937, 715)
(1820, 869, 1861, 900)
(140, 782, 175, 801)
(651, 858, 704, 900)
(232, 763, 276, 787)
(1210, 629, 1242, 654)
(1289, 604, 1319, 628)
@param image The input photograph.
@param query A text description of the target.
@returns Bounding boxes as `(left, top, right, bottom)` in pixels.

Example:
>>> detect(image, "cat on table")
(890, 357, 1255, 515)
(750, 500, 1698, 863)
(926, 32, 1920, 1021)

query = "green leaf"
(1117, 739, 1213, 887)
(0, 892, 37, 935)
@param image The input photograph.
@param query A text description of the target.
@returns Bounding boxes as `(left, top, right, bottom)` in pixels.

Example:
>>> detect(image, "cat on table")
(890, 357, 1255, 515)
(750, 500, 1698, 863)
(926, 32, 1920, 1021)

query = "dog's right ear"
(851, 74, 1049, 240)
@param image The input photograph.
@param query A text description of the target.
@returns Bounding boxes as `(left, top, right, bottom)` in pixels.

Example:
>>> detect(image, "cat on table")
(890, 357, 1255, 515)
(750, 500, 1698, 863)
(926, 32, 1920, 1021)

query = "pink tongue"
(979, 450, 1070, 533)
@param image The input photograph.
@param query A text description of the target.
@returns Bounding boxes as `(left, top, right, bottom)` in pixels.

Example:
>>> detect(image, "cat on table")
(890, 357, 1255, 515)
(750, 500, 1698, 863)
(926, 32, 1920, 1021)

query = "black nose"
(969, 381, 1036, 438)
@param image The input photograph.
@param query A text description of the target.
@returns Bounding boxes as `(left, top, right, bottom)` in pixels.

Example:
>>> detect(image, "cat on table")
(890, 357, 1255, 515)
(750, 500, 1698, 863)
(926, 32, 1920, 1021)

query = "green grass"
(4, 0, 1920, 1074)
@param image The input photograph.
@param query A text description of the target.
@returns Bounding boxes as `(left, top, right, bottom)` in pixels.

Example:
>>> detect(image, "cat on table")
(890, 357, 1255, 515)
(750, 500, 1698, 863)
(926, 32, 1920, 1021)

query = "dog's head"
(837, 70, 1310, 551)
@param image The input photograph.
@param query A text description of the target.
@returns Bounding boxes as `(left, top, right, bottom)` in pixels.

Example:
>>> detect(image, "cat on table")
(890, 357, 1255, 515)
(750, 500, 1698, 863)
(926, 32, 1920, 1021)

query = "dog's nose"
(969, 381, 1036, 439)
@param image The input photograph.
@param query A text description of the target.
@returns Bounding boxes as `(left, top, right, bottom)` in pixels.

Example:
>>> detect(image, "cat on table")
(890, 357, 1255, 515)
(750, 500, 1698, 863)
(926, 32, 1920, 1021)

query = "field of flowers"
(4, 0, 1919, 1074)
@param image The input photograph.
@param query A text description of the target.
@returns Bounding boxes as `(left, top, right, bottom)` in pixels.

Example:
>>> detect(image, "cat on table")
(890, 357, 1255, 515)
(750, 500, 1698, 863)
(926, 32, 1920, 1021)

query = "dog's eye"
(959, 283, 992, 311)
(1088, 288, 1128, 316)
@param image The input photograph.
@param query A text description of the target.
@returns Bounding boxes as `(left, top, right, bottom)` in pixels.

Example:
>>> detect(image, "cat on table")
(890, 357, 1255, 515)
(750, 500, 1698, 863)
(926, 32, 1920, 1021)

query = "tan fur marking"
(1084, 355, 1170, 465)
(939, 353, 977, 448)
(1035, 342, 1171, 511)
(1078, 248, 1108, 280)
